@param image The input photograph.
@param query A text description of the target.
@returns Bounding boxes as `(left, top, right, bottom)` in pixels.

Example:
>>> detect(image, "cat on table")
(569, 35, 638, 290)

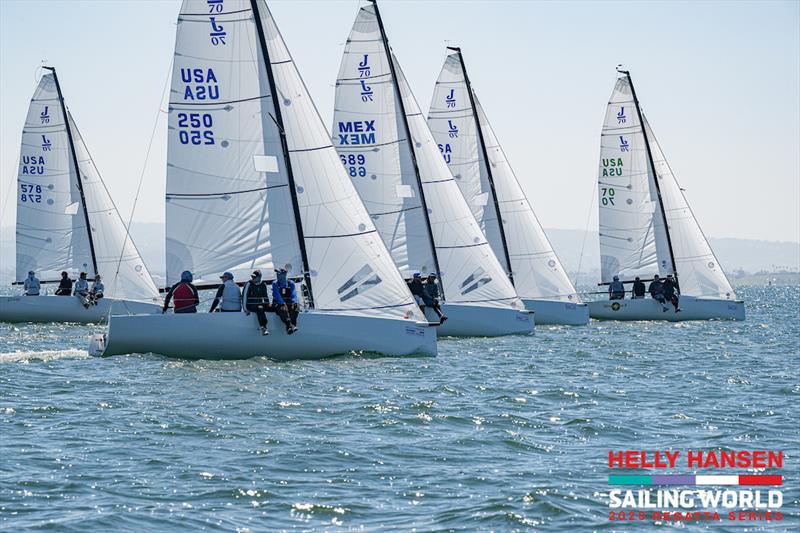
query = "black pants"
(275, 304, 298, 329)
(247, 306, 268, 328)
(665, 293, 680, 310)
(175, 307, 197, 314)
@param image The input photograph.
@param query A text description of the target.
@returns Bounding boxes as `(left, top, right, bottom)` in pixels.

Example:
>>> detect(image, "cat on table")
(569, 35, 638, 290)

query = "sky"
(1, 0, 798, 255)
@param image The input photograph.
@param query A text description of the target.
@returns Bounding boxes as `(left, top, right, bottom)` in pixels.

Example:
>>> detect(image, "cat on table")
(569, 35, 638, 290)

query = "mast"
(450, 46, 514, 285)
(250, 0, 314, 307)
(619, 68, 678, 283)
(369, 0, 444, 298)
(44, 66, 98, 277)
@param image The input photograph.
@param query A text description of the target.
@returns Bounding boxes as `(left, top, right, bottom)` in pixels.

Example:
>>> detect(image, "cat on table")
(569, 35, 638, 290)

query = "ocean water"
(1, 285, 798, 531)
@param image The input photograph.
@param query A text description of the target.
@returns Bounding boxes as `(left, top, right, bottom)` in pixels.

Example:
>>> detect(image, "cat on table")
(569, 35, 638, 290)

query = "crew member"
(408, 273, 426, 310)
(88, 274, 104, 305)
(632, 277, 646, 299)
(272, 268, 299, 335)
(663, 274, 681, 312)
(74, 272, 90, 308)
(243, 270, 270, 335)
(648, 274, 668, 312)
(163, 270, 200, 313)
(55, 271, 72, 296)
(423, 273, 447, 323)
(23, 271, 40, 296)
(608, 275, 625, 300)
(209, 272, 242, 313)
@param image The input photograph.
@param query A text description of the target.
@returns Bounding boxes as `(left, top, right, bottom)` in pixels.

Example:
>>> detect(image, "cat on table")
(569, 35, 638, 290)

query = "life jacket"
(408, 280, 425, 297)
(276, 281, 295, 304)
(24, 277, 40, 295)
(74, 278, 89, 295)
(219, 279, 241, 311)
(244, 281, 270, 307)
(172, 282, 197, 311)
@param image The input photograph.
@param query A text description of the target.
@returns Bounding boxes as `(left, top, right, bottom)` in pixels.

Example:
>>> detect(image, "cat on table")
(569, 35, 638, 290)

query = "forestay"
(15, 72, 159, 303)
(643, 117, 735, 299)
(428, 51, 579, 302)
(333, 4, 521, 308)
(166, 0, 422, 320)
(598, 77, 672, 283)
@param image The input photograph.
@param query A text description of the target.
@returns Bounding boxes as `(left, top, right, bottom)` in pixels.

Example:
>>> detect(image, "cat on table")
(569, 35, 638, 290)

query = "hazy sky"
(1, 0, 798, 248)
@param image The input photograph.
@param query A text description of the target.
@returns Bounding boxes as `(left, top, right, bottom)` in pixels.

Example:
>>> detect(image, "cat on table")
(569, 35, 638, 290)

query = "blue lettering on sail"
(41, 135, 51, 152)
(177, 113, 215, 145)
(207, 0, 223, 13)
(617, 106, 626, 124)
(21, 155, 46, 176)
(19, 183, 43, 203)
(181, 68, 220, 101)
(438, 143, 452, 164)
(40, 106, 50, 124)
(359, 80, 373, 102)
(445, 89, 456, 108)
(448, 120, 458, 139)
(337, 121, 376, 145)
(209, 17, 226, 46)
(619, 136, 629, 152)
(358, 54, 370, 78)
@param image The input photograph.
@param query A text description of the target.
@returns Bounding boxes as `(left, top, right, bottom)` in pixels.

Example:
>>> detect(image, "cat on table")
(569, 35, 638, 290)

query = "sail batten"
(428, 50, 579, 303)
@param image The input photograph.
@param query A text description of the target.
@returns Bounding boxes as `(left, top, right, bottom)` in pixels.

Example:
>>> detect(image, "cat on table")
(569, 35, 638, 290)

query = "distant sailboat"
(332, 1, 533, 337)
(0, 68, 161, 323)
(428, 47, 588, 325)
(92, 0, 436, 359)
(588, 69, 745, 321)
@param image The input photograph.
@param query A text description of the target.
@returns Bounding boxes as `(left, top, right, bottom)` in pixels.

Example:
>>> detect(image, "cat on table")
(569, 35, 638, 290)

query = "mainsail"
(15, 70, 159, 303)
(598, 72, 735, 299)
(165, 0, 422, 319)
(428, 49, 579, 302)
(333, 3, 520, 308)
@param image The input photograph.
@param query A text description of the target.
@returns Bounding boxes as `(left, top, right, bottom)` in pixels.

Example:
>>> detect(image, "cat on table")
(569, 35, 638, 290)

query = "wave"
(0, 349, 88, 363)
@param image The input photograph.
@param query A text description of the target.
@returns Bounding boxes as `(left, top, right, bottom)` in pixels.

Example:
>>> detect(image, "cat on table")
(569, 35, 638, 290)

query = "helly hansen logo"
(460, 267, 492, 295)
(338, 264, 382, 302)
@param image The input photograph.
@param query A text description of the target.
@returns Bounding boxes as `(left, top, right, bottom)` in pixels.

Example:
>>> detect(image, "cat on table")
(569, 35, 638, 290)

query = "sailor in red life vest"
(209, 271, 242, 313)
(272, 268, 299, 335)
(162, 270, 200, 314)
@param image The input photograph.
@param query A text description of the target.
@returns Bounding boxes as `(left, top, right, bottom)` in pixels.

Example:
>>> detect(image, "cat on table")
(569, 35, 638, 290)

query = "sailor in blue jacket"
(272, 268, 299, 335)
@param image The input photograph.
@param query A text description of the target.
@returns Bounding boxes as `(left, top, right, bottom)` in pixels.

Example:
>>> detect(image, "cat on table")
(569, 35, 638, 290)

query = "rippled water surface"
(1, 285, 798, 531)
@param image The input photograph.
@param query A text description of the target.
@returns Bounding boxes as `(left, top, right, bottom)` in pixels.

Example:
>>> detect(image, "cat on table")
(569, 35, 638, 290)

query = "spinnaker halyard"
(428, 48, 587, 325)
(94, 0, 435, 359)
(588, 69, 744, 321)
(0, 68, 161, 324)
(332, 1, 532, 337)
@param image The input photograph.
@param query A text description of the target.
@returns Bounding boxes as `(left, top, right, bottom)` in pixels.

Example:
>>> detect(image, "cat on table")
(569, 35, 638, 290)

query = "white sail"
(15, 72, 159, 303)
(67, 113, 160, 302)
(598, 77, 672, 283)
(166, 0, 422, 320)
(16, 73, 92, 282)
(643, 117, 735, 299)
(428, 51, 579, 302)
(333, 5, 521, 308)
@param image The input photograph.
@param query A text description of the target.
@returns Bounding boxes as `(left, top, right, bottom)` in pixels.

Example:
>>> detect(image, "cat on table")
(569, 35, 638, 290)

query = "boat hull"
(522, 299, 589, 325)
(93, 311, 437, 360)
(587, 296, 745, 321)
(424, 303, 534, 337)
(0, 295, 160, 324)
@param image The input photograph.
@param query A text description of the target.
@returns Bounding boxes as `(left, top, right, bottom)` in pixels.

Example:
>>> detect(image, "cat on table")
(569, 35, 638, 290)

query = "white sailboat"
(332, 1, 533, 337)
(428, 48, 588, 326)
(92, 0, 436, 359)
(587, 69, 745, 321)
(0, 68, 161, 324)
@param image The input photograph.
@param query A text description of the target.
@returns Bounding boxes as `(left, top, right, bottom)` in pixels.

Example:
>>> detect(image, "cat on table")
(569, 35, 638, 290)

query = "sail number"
(177, 113, 215, 145)
(339, 153, 366, 177)
(20, 183, 43, 203)
(600, 187, 616, 206)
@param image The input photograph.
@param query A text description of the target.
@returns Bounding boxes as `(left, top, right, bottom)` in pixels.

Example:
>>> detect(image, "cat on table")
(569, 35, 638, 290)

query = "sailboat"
(427, 47, 588, 326)
(91, 0, 436, 360)
(587, 69, 745, 321)
(332, 1, 533, 337)
(0, 68, 161, 323)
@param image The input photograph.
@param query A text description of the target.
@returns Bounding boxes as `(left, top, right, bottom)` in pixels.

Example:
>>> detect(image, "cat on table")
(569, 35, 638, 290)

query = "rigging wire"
(573, 182, 597, 293)
(107, 57, 174, 317)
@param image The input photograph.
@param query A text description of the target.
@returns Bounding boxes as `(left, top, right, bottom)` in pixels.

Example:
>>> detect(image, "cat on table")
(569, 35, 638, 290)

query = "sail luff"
(451, 48, 514, 283)
(622, 70, 677, 281)
(46, 67, 98, 277)
(370, 0, 444, 297)
(249, 0, 314, 307)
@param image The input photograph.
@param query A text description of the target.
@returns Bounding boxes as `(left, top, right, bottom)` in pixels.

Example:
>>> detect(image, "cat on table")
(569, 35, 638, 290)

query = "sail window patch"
(395, 185, 414, 198)
(253, 155, 279, 173)
(64, 202, 79, 215)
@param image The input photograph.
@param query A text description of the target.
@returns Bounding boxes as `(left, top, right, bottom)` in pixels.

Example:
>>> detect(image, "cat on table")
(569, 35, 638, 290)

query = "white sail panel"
(393, 56, 520, 307)
(643, 117, 735, 299)
(598, 77, 672, 283)
(256, 1, 423, 319)
(15, 73, 92, 282)
(331, 4, 435, 278)
(428, 51, 579, 302)
(68, 113, 160, 302)
(166, 0, 302, 286)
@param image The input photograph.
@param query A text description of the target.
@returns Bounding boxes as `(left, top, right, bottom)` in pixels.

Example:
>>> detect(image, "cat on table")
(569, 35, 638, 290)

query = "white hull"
(522, 299, 589, 326)
(92, 310, 437, 360)
(0, 295, 160, 324)
(424, 303, 534, 337)
(588, 296, 745, 321)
